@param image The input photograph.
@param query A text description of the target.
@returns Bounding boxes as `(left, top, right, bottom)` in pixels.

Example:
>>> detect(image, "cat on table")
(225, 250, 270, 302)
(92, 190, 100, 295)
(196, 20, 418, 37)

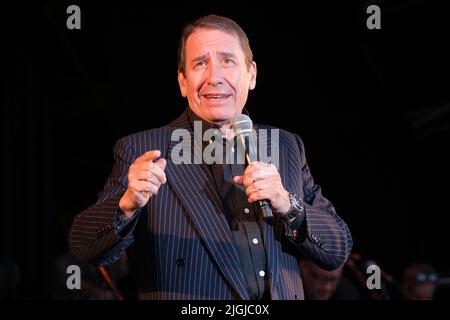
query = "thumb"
(233, 175, 244, 185)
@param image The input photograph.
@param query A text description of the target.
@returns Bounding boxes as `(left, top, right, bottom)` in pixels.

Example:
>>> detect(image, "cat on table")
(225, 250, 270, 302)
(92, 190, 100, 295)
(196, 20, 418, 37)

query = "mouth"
(202, 94, 232, 100)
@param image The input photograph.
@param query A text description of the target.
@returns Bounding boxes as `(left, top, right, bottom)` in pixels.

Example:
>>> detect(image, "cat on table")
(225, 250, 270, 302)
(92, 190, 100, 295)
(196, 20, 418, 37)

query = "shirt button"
(259, 270, 265, 277)
(176, 258, 186, 267)
(244, 208, 250, 214)
(252, 238, 259, 244)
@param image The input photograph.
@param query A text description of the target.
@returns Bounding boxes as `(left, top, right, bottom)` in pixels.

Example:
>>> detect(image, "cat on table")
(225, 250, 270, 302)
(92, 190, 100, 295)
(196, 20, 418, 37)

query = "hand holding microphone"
(231, 114, 290, 219)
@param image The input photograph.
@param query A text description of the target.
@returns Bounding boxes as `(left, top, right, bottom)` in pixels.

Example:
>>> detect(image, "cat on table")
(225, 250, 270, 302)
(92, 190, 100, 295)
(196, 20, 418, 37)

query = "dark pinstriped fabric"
(70, 110, 352, 300)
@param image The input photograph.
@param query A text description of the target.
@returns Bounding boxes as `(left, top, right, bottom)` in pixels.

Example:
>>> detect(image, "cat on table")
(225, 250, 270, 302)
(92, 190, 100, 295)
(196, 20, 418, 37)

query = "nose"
(206, 61, 224, 86)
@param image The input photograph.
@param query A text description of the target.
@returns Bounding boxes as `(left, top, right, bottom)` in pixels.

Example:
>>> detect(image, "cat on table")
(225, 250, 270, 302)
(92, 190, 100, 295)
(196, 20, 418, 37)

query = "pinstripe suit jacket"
(70, 110, 352, 300)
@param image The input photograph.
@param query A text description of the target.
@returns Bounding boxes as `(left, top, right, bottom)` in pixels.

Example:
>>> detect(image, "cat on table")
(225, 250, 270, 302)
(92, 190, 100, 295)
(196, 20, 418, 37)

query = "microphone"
(231, 114, 273, 220)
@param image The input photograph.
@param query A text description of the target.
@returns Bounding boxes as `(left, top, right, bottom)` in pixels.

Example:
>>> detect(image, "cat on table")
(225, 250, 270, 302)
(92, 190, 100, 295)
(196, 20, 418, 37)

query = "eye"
(194, 60, 207, 68)
(223, 57, 236, 65)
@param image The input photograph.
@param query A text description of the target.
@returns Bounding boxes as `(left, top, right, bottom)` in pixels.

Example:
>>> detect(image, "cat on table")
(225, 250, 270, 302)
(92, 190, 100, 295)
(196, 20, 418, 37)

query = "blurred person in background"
(402, 262, 438, 300)
(300, 258, 360, 300)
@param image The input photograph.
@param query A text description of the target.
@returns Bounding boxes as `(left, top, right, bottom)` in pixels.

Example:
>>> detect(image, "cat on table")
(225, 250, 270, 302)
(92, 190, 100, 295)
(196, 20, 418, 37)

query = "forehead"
(185, 29, 244, 58)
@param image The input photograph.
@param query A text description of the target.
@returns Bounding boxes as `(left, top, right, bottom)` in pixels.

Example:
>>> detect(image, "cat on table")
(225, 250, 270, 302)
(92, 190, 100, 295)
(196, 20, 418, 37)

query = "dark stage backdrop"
(2, 1, 449, 298)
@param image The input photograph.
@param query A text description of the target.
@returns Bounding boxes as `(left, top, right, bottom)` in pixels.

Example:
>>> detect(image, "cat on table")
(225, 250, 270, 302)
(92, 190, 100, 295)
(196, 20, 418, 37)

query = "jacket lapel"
(164, 111, 249, 300)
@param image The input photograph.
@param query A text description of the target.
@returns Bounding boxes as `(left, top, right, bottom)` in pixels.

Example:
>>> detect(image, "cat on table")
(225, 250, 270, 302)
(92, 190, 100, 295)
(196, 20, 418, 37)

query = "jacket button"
(176, 258, 186, 267)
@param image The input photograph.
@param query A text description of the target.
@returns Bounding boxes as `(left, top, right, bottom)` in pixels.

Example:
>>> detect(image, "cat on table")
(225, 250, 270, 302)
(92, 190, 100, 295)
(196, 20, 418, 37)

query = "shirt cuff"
(115, 208, 140, 234)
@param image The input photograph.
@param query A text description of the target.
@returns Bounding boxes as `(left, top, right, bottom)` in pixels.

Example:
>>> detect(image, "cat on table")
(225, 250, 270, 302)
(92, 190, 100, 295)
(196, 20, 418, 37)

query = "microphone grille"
(231, 114, 253, 136)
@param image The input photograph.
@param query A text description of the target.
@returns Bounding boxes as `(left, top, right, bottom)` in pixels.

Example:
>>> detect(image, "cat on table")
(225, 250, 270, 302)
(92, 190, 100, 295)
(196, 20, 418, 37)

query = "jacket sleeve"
(286, 134, 353, 270)
(69, 138, 140, 266)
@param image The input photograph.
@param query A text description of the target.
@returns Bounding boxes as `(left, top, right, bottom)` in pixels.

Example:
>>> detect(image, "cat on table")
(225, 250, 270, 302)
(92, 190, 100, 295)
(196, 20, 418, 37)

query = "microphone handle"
(243, 135, 273, 220)
(256, 199, 273, 220)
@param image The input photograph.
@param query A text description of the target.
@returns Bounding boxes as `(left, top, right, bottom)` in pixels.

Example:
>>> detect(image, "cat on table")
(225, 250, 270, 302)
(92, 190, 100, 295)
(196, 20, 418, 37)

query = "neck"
(220, 125, 235, 140)
(211, 120, 235, 140)
(187, 109, 237, 140)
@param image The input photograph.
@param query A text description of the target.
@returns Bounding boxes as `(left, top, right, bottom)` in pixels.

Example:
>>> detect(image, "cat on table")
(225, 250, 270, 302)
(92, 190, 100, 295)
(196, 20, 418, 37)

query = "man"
(70, 14, 352, 300)
(300, 259, 343, 300)
(402, 263, 438, 300)
(300, 259, 360, 300)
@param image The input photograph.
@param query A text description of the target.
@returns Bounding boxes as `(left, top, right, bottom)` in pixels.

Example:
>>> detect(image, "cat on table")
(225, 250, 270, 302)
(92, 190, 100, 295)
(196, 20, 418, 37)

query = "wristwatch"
(282, 192, 305, 226)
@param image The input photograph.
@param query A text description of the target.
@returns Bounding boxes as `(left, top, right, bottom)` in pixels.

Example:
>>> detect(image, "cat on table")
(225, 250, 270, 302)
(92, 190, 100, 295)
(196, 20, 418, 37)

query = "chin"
(207, 110, 234, 123)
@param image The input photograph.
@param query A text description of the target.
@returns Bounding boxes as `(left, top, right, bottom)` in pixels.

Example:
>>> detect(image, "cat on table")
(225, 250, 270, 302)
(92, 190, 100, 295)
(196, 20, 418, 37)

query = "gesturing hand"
(119, 150, 167, 218)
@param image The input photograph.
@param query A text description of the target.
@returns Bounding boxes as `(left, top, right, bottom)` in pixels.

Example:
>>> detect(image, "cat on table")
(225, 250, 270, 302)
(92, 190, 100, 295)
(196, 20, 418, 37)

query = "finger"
(248, 190, 271, 203)
(233, 175, 244, 185)
(139, 186, 158, 198)
(135, 150, 161, 164)
(243, 175, 262, 188)
(149, 163, 167, 184)
(131, 167, 152, 178)
(135, 180, 159, 195)
(147, 183, 159, 195)
(131, 180, 151, 193)
(136, 171, 161, 186)
(244, 163, 261, 177)
(248, 162, 276, 174)
(244, 169, 278, 188)
(246, 161, 271, 172)
(140, 190, 150, 198)
(241, 165, 264, 187)
(155, 158, 167, 172)
(245, 180, 269, 196)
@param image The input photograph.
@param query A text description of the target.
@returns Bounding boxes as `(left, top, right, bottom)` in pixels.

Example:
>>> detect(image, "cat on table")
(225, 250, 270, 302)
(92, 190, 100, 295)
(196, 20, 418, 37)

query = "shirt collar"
(187, 107, 252, 138)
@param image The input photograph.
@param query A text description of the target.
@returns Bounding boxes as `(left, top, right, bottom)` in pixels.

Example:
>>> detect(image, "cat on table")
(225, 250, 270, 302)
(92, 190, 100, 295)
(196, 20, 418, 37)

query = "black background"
(2, 0, 449, 298)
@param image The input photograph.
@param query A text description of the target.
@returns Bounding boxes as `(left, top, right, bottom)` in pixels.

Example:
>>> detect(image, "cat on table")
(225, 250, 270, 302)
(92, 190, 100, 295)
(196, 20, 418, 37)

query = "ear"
(178, 71, 187, 97)
(248, 61, 257, 90)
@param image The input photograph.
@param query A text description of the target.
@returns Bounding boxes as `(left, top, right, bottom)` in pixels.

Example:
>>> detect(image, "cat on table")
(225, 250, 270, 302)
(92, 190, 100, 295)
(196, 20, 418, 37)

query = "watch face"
(296, 198, 304, 211)
(283, 194, 304, 222)
(293, 195, 304, 212)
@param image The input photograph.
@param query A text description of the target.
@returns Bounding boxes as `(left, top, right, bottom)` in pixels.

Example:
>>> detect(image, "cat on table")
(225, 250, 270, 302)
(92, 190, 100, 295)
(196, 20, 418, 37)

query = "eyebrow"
(218, 52, 237, 59)
(191, 52, 238, 65)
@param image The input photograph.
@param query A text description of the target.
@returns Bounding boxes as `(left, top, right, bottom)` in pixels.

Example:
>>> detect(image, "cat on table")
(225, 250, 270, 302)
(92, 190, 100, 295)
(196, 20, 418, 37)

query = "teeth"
(204, 94, 228, 99)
